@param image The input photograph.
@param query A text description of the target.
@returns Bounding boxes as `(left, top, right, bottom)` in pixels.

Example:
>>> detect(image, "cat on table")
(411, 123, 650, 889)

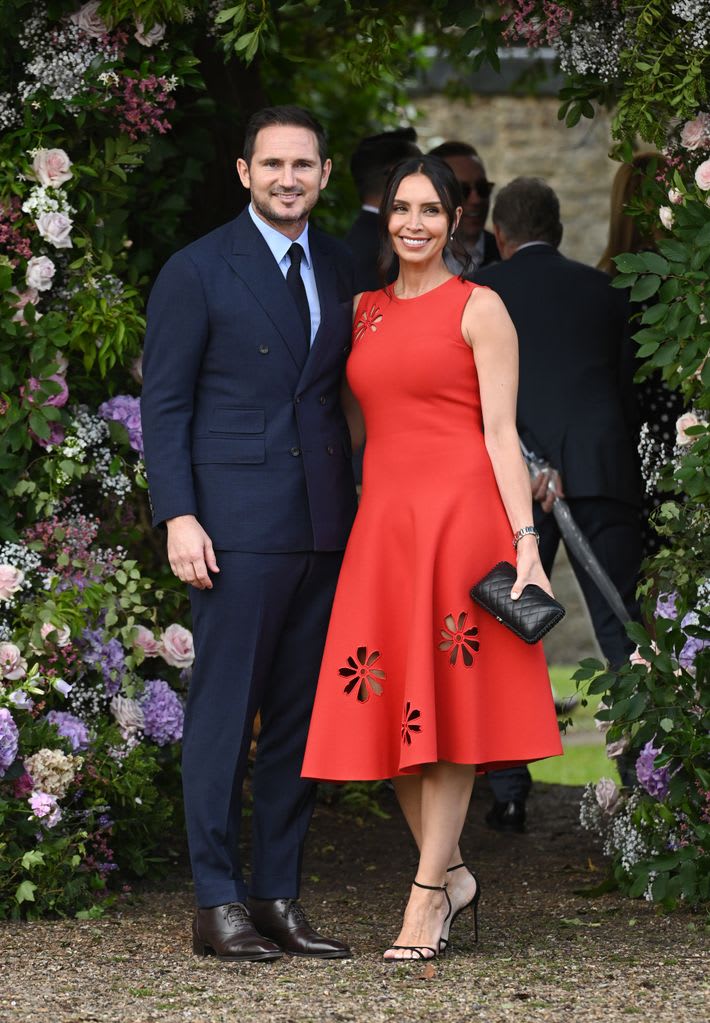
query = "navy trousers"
(182, 550, 342, 908)
(488, 497, 641, 804)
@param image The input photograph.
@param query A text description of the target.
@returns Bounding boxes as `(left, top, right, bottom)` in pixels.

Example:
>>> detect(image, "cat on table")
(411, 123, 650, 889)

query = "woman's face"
(387, 173, 460, 266)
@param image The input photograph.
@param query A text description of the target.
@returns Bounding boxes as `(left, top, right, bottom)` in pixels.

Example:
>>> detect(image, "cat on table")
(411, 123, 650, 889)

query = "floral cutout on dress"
(353, 303, 383, 343)
(439, 612, 480, 667)
(339, 646, 386, 702)
(401, 702, 422, 745)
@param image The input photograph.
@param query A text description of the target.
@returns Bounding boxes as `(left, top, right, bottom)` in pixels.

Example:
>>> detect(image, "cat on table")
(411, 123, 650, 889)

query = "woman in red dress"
(302, 156, 562, 960)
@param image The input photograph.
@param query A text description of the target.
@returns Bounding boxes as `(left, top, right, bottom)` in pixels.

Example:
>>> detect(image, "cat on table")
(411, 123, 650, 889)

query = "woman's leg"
(385, 762, 476, 959)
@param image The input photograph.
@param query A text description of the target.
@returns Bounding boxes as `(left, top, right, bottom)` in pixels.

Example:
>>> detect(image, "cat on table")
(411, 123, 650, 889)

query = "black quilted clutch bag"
(470, 561, 565, 644)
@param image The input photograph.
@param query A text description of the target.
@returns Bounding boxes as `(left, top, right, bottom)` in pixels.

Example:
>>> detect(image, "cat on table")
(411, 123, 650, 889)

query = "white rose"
(69, 1, 110, 38)
(31, 148, 73, 188)
(26, 256, 56, 292)
(659, 206, 674, 230)
(160, 623, 195, 668)
(36, 211, 73, 249)
(110, 695, 145, 739)
(667, 188, 683, 205)
(594, 777, 621, 814)
(0, 642, 28, 681)
(695, 158, 710, 191)
(134, 19, 166, 46)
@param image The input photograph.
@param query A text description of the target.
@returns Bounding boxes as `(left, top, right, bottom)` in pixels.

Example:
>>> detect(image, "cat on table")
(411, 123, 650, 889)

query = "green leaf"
(639, 252, 669, 276)
(28, 411, 50, 441)
(641, 302, 669, 325)
(21, 850, 44, 870)
(630, 275, 661, 302)
(695, 222, 710, 247)
(659, 717, 674, 732)
(15, 880, 37, 904)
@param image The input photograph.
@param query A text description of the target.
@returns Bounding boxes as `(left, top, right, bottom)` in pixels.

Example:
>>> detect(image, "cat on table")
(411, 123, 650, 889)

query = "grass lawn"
(529, 664, 621, 787)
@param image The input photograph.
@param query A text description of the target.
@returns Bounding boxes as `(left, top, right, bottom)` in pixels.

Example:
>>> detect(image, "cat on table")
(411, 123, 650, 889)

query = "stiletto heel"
(383, 879, 451, 962)
(439, 862, 481, 953)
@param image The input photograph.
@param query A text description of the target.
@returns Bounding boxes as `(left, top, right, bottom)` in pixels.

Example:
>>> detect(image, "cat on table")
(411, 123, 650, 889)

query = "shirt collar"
(248, 203, 312, 267)
(515, 241, 554, 253)
(361, 204, 379, 215)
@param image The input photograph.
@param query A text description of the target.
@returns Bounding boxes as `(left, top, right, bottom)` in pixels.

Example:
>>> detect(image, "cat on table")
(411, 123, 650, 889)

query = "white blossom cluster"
(0, 621, 12, 642)
(672, 0, 710, 48)
(557, 17, 626, 82)
(0, 542, 42, 589)
(88, 272, 125, 305)
(0, 92, 20, 131)
(67, 674, 108, 723)
(94, 446, 133, 501)
(638, 422, 668, 494)
(580, 786, 654, 874)
(17, 10, 119, 111)
(21, 185, 75, 220)
(696, 578, 710, 609)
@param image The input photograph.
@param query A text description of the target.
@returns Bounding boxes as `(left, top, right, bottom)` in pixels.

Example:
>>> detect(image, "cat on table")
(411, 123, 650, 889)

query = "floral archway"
(0, 1, 707, 917)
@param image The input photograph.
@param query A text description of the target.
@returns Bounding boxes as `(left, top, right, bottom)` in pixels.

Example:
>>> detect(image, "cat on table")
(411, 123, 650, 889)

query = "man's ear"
(236, 157, 250, 190)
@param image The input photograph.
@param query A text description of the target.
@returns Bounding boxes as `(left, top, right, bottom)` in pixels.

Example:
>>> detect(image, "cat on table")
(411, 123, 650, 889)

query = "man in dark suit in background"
(476, 177, 642, 832)
(428, 140, 500, 274)
(141, 106, 357, 961)
(345, 127, 421, 292)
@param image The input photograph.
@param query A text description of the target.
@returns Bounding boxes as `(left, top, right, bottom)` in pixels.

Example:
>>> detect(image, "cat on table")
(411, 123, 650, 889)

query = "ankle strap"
(446, 863, 465, 872)
(413, 879, 447, 891)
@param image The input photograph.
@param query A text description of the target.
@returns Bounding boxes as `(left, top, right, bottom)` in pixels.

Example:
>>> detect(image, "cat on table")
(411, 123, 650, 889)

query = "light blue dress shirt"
(248, 204, 321, 345)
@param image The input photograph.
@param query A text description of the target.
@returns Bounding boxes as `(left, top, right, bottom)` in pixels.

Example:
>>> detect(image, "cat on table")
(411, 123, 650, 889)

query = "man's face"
(442, 154, 492, 245)
(237, 125, 332, 237)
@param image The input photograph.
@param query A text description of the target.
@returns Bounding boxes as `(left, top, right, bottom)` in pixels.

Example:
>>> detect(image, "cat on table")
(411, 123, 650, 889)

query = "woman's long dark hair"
(377, 155, 469, 285)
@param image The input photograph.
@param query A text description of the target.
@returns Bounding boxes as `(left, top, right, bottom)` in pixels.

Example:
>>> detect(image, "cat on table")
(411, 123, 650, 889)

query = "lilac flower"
(140, 679, 183, 746)
(29, 790, 62, 827)
(0, 707, 19, 776)
(82, 628, 126, 696)
(45, 709, 90, 751)
(655, 591, 678, 619)
(679, 611, 710, 669)
(8, 689, 34, 711)
(98, 395, 143, 455)
(636, 740, 671, 800)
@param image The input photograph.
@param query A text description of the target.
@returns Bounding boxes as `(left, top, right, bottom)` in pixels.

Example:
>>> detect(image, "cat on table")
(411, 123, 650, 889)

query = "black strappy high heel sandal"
(439, 862, 481, 953)
(383, 880, 452, 962)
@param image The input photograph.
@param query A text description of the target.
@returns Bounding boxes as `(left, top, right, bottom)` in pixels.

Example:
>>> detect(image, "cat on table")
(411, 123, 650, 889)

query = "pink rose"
(133, 625, 161, 657)
(160, 623, 194, 668)
(10, 288, 40, 324)
(0, 565, 24, 602)
(606, 736, 630, 759)
(659, 206, 674, 230)
(25, 255, 56, 292)
(676, 411, 703, 446)
(40, 622, 71, 647)
(695, 159, 710, 191)
(36, 211, 73, 249)
(31, 148, 73, 189)
(134, 19, 166, 46)
(28, 790, 62, 827)
(69, 1, 110, 37)
(0, 642, 28, 681)
(667, 188, 683, 205)
(680, 113, 710, 151)
(594, 777, 621, 814)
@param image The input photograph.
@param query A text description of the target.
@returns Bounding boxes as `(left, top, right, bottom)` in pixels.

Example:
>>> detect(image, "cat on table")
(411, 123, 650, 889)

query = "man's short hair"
(243, 106, 328, 165)
(428, 140, 480, 161)
(492, 177, 563, 247)
(350, 127, 420, 201)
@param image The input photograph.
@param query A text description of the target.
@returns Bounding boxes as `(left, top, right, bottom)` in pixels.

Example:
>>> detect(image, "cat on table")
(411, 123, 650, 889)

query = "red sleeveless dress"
(302, 278, 562, 780)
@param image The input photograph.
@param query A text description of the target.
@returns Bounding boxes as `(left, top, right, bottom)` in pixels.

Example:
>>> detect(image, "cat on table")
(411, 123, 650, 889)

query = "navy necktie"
(286, 242, 311, 361)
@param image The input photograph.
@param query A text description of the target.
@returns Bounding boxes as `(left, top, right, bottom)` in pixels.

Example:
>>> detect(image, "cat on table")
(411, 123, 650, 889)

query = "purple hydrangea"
(636, 739, 671, 800)
(655, 591, 678, 619)
(140, 679, 183, 746)
(98, 395, 143, 455)
(82, 628, 126, 696)
(678, 611, 710, 670)
(45, 710, 90, 751)
(0, 707, 19, 776)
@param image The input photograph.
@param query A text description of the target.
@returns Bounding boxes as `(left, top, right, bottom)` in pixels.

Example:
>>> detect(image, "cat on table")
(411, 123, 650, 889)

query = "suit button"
(290, 446, 301, 457)
(326, 445, 334, 455)
(259, 345, 269, 354)
(294, 396, 302, 404)
(319, 396, 327, 405)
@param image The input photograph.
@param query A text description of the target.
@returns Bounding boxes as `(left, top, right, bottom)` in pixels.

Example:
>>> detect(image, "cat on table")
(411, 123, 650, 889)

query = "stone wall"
(415, 94, 618, 267)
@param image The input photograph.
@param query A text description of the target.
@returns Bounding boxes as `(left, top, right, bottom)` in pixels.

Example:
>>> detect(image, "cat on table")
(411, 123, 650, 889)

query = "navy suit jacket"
(141, 209, 358, 552)
(475, 244, 640, 506)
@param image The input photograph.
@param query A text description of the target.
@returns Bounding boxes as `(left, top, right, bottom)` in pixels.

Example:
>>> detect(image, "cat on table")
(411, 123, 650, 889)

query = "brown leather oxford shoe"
(192, 903, 283, 962)
(247, 897, 351, 959)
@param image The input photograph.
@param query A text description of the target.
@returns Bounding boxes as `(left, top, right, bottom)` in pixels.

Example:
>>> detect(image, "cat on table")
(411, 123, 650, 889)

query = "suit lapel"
(222, 211, 307, 371)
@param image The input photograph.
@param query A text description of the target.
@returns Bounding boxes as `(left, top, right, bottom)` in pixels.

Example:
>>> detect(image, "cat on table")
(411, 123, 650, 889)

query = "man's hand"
(531, 468, 564, 514)
(166, 515, 219, 590)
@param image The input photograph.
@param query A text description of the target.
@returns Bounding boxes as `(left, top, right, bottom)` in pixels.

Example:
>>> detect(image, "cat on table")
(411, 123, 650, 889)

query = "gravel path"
(2, 783, 708, 1023)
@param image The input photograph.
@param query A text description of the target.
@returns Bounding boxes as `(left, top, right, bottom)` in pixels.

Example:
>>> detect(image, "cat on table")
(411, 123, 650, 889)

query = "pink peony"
(676, 411, 703, 446)
(0, 564, 24, 602)
(24, 373, 69, 409)
(695, 159, 710, 191)
(594, 777, 621, 814)
(160, 624, 194, 668)
(35, 211, 73, 249)
(680, 114, 710, 152)
(133, 625, 161, 657)
(0, 642, 28, 681)
(40, 621, 71, 647)
(25, 255, 55, 292)
(69, 1, 110, 37)
(134, 19, 166, 46)
(31, 148, 73, 189)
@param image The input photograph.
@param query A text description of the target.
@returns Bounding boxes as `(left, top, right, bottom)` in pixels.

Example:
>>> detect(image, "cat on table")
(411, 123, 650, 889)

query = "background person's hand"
(166, 515, 219, 590)
(531, 468, 564, 514)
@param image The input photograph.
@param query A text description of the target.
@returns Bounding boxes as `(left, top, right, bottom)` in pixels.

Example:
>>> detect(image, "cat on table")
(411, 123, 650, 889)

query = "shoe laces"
(224, 903, 250, 926)
(284, 899, 309, 925)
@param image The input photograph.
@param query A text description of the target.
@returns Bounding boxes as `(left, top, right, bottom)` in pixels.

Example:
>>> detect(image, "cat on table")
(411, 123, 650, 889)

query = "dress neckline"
(388, 276, 461, 302)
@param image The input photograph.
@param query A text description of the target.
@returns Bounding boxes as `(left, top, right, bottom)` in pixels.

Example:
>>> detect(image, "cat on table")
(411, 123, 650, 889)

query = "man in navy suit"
(141, 107, 357, 961)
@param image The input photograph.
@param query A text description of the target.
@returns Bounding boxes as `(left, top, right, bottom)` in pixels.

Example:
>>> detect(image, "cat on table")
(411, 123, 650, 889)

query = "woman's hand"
(511, 537, 553, 599)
